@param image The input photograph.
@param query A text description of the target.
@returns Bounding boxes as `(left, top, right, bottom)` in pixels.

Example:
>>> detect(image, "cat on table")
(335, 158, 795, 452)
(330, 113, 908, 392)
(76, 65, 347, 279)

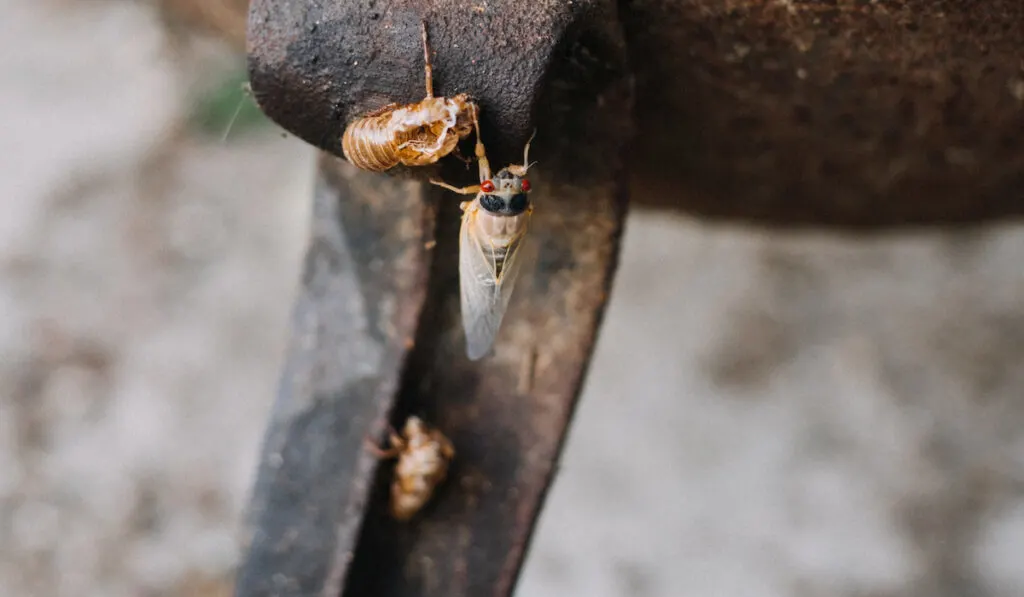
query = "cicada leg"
(401, 128, 449, 155)
(364, 426, 405, 459)
(429, 180, 481, 195)
(469, 107, 491, 182)
(451, 145, 474, 167)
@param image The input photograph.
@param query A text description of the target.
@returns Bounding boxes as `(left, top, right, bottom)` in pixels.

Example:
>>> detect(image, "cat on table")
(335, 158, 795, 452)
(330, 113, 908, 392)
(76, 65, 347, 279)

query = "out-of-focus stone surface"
(2, 2, 1023, 597)
(517, 215, 1024, 597)
(0, 3, 312, 596)
(158, 0, 249, 50)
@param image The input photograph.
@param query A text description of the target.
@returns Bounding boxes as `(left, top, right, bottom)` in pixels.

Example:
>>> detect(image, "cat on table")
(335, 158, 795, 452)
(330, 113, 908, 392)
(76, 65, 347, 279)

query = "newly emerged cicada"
(341, 21, 478, 172)
(430, 112, 535, 360)
(367, 416, 455, 521)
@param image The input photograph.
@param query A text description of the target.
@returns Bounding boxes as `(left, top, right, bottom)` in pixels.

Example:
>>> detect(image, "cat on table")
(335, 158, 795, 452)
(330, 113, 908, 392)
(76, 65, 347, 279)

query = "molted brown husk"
(342, 95, 477, 172)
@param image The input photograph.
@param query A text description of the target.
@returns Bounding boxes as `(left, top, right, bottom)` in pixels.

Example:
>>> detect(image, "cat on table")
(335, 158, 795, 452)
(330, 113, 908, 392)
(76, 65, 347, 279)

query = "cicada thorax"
(470, 209, 528, 274)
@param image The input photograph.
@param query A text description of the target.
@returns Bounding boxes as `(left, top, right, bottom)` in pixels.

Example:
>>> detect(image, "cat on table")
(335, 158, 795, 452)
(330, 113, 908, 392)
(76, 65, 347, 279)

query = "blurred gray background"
(2, 2, 1023, 596)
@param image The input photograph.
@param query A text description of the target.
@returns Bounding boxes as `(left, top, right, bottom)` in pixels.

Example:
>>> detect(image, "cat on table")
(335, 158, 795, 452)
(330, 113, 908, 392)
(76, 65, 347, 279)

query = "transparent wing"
(458, 208, 530, 360)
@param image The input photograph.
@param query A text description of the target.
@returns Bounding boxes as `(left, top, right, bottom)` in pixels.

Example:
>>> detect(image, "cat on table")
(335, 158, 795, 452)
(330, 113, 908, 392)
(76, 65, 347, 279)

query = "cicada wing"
(458, 208, 530, 360)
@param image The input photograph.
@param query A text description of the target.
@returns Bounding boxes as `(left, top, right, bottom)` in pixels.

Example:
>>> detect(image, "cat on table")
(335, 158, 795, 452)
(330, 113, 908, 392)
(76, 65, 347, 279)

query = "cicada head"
(478, 168, 531, 216)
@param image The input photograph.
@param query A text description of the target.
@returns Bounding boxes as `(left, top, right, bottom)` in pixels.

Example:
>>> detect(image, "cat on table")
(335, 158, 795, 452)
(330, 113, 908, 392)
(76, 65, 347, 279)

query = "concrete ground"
(2, 2, 1023, 597)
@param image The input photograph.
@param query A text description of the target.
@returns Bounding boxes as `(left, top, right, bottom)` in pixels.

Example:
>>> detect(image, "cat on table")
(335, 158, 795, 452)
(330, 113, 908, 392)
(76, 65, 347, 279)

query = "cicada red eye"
(480, 180, 495, 193)
(521, 179, 531, 192)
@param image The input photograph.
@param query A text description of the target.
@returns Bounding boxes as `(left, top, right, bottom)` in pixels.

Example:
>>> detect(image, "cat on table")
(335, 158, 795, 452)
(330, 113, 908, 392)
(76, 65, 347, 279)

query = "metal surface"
(234, 163, 434, 597)
(236, 0, 1024, 595)
(237, 1, 632, 596)
(623, 0, 1024, 227)
(245, 0, 591, 170)
(246, 0, 1024, 229)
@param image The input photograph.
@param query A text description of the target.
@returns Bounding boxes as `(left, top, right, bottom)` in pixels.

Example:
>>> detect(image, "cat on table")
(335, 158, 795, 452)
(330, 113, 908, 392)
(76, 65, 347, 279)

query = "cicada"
(368, 416, 455, 521)
(341, 21, 478, 172)
(430, 112, 535, 360)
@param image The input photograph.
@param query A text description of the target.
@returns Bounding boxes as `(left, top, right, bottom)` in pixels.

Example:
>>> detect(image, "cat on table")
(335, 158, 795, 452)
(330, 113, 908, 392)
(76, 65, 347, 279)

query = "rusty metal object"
(236, 0, 1022, 593)
(246, 0, 1024, 228)
(233, 164, 434, 597)
(235, 2, 632, 595)
(246, 1, 620, 176)
(624, 0, 1024, 227)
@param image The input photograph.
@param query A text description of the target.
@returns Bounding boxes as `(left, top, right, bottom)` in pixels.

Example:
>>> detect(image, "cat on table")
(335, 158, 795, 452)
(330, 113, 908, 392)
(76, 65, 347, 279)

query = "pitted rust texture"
(624, 0, 1024, 227)
(246, 0, 591, 168)
(247, 0, 1024, 228)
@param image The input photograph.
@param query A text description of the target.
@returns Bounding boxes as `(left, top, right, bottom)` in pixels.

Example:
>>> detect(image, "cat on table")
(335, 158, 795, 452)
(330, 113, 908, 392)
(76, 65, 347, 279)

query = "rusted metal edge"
(233, 161, 434, 597)
(244, 0, 1024, 229)
(235, 1, 633, 595)
(340, 143, 632, 597)
(336, 11, 634, 594)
